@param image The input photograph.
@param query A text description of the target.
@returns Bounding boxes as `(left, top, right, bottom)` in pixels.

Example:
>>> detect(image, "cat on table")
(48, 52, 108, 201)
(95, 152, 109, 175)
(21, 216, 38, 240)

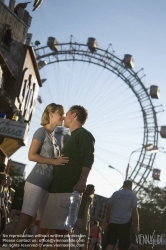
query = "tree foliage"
(137, 181, 166, 235)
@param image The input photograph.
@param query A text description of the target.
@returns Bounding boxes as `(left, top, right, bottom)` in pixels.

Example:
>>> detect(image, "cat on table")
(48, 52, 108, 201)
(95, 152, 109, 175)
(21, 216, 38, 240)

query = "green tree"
(137, 181, 166, 235)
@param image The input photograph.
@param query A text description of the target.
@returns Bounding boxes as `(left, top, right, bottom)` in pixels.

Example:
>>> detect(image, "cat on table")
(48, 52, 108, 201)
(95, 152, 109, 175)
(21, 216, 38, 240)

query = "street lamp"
(125, 144, 158, 180)
(108, 165, 124, 181)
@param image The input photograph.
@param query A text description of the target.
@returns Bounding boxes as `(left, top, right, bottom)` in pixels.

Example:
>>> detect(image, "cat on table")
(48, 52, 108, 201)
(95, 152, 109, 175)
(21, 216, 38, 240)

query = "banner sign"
(0, 118, 29, 144)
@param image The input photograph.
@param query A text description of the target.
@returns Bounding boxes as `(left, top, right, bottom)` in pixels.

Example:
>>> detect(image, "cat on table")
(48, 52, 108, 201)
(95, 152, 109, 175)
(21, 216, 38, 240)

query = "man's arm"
(106, 203, 112, 223)
(102, 203, 112, 231)
(131, 207, 139, 234)
(74, 167, 90, 193)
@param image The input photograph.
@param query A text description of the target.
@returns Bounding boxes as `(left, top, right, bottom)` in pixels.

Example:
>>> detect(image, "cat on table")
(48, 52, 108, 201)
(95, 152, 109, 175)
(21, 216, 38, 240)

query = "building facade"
(90, 194, 108, 225)
(0, 0, 41, 172)
(54, 127, 71, 153)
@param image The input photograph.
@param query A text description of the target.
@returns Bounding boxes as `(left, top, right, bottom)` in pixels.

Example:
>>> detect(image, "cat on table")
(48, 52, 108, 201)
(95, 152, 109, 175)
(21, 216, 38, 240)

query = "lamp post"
(125, 144, 157, 180)
(108, 165, 124, 181)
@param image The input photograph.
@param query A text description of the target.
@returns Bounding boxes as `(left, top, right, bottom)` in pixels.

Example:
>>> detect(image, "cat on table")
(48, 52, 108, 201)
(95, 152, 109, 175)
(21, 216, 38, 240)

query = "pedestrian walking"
(74, 184, 95, 250)
(104, 180, 139, 250)
(89, 221, 101, 250)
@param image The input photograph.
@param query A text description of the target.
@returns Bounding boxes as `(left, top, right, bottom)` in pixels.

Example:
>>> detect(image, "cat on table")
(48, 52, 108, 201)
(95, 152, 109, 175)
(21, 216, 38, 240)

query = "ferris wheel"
(31, 36, 165, 194)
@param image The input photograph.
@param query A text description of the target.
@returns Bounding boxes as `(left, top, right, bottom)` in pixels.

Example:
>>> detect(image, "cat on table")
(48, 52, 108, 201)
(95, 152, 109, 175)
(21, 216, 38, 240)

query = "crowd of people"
(0, 103, 139, 250)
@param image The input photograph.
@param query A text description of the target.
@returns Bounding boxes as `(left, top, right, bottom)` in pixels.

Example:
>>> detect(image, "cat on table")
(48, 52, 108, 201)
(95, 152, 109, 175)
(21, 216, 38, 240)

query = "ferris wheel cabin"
(87, 37, 98, 53)
(152, 168, 161, 181)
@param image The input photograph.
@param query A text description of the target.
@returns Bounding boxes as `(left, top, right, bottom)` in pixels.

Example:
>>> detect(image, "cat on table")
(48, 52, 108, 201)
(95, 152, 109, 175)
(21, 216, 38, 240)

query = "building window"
(98, 199, 108, 220)
(91, 196, 98, 218)
(1, 25, 13, 50)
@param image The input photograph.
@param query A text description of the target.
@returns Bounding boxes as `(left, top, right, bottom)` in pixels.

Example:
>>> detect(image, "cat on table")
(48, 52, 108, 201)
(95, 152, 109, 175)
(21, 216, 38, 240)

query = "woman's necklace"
(44, 128, 59, 157)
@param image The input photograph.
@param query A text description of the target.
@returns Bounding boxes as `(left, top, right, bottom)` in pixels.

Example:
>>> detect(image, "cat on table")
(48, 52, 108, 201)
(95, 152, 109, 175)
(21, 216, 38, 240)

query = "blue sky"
(11, 0, 166, 197)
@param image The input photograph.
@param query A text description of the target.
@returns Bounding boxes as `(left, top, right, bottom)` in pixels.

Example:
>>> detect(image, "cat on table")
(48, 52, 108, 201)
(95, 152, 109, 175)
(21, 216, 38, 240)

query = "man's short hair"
(123, 180, 132, 188)
(69, 105, 88, 125)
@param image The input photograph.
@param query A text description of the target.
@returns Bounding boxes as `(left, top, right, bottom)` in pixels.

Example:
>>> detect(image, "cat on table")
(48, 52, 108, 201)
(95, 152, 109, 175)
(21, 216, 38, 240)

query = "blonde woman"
(12, 103, 69, 238)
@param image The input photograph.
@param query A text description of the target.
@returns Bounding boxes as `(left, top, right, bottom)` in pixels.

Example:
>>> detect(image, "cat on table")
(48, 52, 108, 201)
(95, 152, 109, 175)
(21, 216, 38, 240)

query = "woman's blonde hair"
(40, 103, 64, 126)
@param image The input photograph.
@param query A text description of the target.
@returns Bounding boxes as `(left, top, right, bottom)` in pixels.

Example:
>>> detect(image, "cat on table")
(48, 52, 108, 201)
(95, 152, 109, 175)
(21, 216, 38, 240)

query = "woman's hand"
(54, 154, 69, 165)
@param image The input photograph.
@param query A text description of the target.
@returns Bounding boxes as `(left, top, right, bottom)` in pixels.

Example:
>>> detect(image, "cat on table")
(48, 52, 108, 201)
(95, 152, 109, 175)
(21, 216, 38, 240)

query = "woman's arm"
(28, 139, 69, 165)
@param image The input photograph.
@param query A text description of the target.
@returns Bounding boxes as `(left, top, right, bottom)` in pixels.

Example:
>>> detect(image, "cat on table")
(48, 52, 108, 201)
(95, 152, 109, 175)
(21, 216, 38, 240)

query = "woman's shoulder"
(35, 127, 45, 132)
(33, 127, 46, 140)
(33, 127, 46, 135)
